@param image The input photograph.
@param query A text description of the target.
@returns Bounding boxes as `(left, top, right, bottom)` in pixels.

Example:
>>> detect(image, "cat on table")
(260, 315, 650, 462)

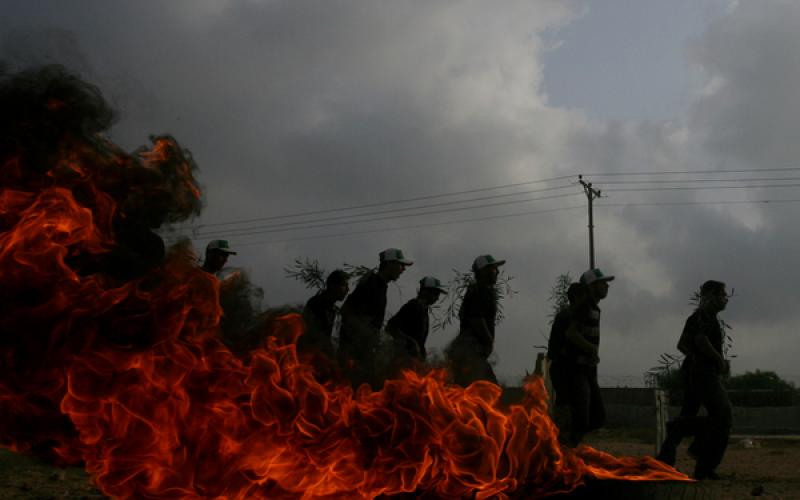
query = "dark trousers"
(664, 369, 732, 476)
(551, 363, 605, 446)
(447, 334, 497, 387)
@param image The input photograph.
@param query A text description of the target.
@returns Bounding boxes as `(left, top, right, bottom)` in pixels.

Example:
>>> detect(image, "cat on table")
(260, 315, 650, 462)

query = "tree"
(726, 370, 796, 391)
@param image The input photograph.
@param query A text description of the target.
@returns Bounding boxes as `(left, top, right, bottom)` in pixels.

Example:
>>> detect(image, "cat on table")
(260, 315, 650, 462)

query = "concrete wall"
(600, 388, 800, 434)
(604, 404, 800, 434)
(502, 386, 800, 434)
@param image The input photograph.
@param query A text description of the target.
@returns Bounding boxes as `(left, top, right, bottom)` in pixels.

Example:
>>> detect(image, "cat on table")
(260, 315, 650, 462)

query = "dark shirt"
(547, 308, 571, 363)
(339, 272, 388, 345)
(458, 283, 497, 355)
(387, 298, 430, 359)
(572, 301, 601, 367)
(303, 292, 337, 340)
(678, 309, 724, 373)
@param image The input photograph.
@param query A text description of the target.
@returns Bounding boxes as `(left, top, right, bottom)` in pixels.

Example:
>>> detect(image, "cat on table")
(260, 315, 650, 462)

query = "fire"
(0, 66, 689, 498)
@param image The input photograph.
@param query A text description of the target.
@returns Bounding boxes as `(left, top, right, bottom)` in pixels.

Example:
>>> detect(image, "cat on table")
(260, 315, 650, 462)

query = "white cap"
(472, 254, 506, 272)
(206, 239, 237, 255)
(379, 248, 413, 265)
(419, 276, 447, 293)
(580, 268, 615, 285)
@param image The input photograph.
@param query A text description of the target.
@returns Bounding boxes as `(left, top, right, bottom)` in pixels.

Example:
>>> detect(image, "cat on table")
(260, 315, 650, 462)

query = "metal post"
(579, 175, 602, 269)
(654, 389, 669, 456)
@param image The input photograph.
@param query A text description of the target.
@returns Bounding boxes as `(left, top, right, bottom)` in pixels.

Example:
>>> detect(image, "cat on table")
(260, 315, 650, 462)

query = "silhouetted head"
(418, 276, 447, 306)
(566, 282, 588, 307)
(472, 254, 505, 286)
(700, 280, 728, 312)
(378, 248, 413, 282)
(325, 269, 350, 301)
(202, 239, 237, 274)
(580, 268, 614, 302)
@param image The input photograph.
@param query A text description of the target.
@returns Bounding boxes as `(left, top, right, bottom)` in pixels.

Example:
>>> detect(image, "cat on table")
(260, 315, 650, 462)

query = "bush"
(725, 370, 796, 391)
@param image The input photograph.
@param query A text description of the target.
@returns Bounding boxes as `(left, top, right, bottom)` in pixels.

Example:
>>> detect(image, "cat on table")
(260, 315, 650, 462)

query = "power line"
(178, 173, 576, 229)
(223, 197, 800, 247)
(597, 198, 800, 208)
(164, 196, 800, 248)
(585, 166, 800, 177)
(598, 176, 800, 184)
(195, 191, 583, 238)
(189, 177, 800, 238)
(194, 184, 578, 237)
(604, 182, 800, 192)
(173, 166, 800, 238)
(232, 204, 586, 248)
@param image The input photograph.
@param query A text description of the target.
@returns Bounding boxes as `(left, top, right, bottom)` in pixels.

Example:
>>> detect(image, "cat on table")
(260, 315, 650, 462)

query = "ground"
(1, 429, 798, 499)
(584, 428, 800, 499)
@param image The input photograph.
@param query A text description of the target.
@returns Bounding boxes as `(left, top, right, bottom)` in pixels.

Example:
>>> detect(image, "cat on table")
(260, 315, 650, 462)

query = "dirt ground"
(1, 430, 798, 499)
(585, 429, 800, 499)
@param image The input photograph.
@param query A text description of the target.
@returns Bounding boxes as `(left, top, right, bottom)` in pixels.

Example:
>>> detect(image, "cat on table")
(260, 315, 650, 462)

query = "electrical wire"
(231, 204, 586, 247)
(176, 173, 576, 229)
(194, 185, 579, 237)
(195, 191, 584, 238)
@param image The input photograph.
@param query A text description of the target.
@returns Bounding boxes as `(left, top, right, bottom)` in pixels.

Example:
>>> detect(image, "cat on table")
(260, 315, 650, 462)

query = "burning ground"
(0, 65, 687, 498)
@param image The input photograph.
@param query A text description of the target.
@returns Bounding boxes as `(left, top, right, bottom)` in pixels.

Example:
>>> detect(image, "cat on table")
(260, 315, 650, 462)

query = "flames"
(0, 66, 689, 498)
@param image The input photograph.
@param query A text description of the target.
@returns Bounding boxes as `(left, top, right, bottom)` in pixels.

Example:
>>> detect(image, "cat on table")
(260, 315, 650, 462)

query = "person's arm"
(467, 317, 494, 355)
(387, 327, 420, 356)
(693, 334, 727, 373)
(565, 321, 598, 360)
(302, 305, 322, 336)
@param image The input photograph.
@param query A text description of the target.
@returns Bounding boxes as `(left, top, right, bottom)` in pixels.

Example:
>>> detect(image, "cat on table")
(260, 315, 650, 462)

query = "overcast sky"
(4, 0, 800, 386)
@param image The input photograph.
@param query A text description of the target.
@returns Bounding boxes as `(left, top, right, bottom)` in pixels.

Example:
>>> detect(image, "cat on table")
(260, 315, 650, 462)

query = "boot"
(655, 421, 679, 466)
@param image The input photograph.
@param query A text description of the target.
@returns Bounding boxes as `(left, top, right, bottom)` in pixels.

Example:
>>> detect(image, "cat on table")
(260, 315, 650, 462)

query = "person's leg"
(567, 369, 591, 446)
(550, 363, 573, 444)
(694, 373, 732, 479)
(657, 370, 702, 465)
(483, 357, 498, 384)
(679, 369, 704, 458)
(587, 368, 605, 432)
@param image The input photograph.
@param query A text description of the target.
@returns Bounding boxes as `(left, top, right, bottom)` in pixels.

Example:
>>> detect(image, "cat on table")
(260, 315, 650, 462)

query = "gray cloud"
(2, 0, 799, 385)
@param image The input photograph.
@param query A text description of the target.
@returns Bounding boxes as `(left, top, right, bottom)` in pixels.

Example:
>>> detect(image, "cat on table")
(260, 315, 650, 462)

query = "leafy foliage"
(284, 258, 375, 291)
(431, 268, 516, 332)
(726, 370, 796, 391)
(644, 353, 684, 393)
(284, 258, 326, 290)
(546, 272, 573, 325)
(341, 262, 375, 284)
(286, 258, 516, 334)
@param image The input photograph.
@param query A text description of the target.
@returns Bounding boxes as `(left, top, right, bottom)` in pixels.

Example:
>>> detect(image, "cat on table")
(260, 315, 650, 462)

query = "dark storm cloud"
(688, 1, 800, 168)
(583, 1, 800, 375)
(2, 0, 798, 382)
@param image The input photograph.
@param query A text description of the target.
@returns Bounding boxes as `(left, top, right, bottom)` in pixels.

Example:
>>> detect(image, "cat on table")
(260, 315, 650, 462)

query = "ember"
(0, 66, 689, 498)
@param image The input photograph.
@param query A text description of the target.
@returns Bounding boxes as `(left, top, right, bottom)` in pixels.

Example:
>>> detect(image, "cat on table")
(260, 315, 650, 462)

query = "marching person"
(386, 276, 447, 365)
(201, 239, 237, 276)
(338, 248, 412, 388)
(561, 268, 613, 446)
(547, 282, 589, 443)
(656, 280, 732, 480)
(447, 254, 506, 386)
(300, 269, 350, 358)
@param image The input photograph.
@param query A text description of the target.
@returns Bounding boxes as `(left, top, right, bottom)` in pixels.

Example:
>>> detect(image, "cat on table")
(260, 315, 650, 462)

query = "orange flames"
(0, 67, 689, 499)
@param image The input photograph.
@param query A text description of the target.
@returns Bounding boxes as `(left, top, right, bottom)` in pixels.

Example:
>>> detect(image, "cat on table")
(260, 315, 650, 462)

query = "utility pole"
(579, 175, 602, 269)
